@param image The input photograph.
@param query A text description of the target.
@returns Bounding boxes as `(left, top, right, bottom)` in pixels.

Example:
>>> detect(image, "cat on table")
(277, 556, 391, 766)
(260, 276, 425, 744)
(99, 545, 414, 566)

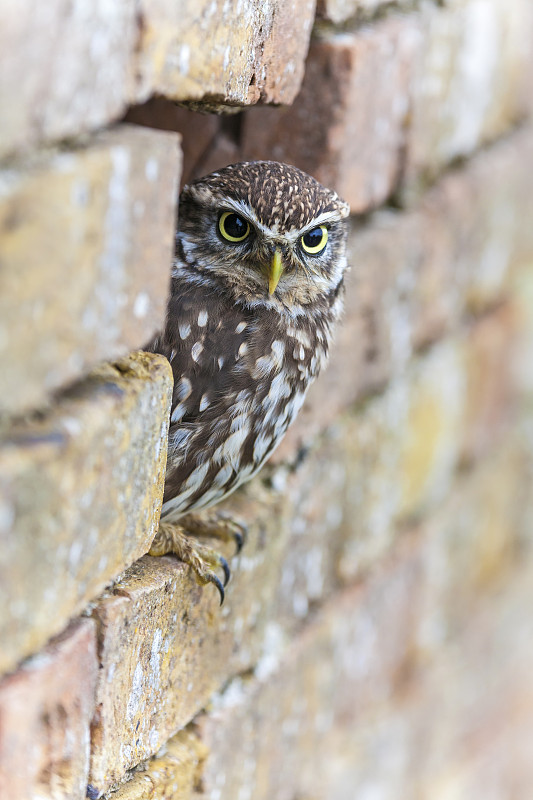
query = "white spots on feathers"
(218, 355, 225, 369)
(271, 339, 285, 367)
(252, 355, 274, 380)
(293, 344, 305, 361)
(199, 393, 210, 412)
(175, 376, 192, 401)
(171, 403, 188, 423)
(253, 431, 273, 463)
(191, 341, 203, 362)
(238, 342, 248, 358)
(197, 309, 208, 327)
(268, 372, 292, 402)
(235, 321, 247, 334)
(179, 322, 191, 340)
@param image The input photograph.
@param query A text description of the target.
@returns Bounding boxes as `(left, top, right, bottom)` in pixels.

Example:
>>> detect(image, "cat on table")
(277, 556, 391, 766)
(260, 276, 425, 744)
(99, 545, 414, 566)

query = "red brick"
(0, 619, 97, 800)
(241, 18, 419, 212)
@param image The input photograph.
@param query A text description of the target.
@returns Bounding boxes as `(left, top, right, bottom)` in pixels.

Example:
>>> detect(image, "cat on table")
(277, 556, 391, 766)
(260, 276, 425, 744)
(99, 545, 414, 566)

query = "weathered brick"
(0, 125, 180, 414)
(134, 0, 316, 107)
(275, 128, 533, 461)
(101, 730, 207, 800)
(88, 479, 291, 792)
(196, 458, 533, 799)
(241, 18, 419, 212)
(125, 101, 221, 186)
(0, 618, 97, 800)
(0, 351, 172, 676)
(417, 432, 533, 655)
(405, 0, 533, 193)
(317, 0, 414, 24)
(460, 304, 518, 464)
(0, 2, 137, 159)
(196, 538, 425, 800)
(290, 338, 466, 586)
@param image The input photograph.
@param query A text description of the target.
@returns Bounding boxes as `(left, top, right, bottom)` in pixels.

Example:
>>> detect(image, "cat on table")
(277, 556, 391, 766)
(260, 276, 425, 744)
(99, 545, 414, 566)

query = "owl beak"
(268, 249, 283, 295)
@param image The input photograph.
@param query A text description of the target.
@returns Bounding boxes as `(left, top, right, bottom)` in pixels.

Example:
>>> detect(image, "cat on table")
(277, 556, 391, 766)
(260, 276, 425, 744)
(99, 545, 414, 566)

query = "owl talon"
(220, 556, 231, 586)
(206, 573, 225, 606)
(149, 521, 231, 604)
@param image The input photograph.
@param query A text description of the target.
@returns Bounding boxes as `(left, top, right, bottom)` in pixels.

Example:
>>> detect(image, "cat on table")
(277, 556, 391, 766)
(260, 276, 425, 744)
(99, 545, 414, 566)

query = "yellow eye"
(218, 211, 250, 242)
(301, 225, 328, 254)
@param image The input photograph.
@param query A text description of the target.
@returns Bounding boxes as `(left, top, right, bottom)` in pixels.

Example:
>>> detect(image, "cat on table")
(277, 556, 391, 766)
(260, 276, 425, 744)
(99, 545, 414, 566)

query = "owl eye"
(218, 211, 250, 242)
(301, 225, 328, 254)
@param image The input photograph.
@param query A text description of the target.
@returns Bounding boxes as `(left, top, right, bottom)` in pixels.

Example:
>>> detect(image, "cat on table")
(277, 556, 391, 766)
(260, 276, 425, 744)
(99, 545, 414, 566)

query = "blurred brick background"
(1, 1, 533, 798)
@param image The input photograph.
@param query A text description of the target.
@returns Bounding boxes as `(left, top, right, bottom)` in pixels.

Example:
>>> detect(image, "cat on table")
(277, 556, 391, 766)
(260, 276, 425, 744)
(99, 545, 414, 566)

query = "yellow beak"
(268, 249, 283, 295)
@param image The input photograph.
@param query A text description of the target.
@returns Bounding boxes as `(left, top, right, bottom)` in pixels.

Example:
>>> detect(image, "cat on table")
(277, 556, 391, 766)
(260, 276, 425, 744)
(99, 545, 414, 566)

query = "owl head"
(176, 161, 350, 309)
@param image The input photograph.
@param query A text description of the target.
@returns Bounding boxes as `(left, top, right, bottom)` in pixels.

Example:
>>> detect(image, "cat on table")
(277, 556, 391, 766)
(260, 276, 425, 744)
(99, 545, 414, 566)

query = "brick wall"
(1, 1, 533, 798)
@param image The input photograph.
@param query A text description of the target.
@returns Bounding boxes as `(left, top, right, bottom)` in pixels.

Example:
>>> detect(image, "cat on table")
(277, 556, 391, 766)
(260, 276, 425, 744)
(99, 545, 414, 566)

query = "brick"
(125, 101, 221, 187)
(303, 338, 465, 584)
(196, 539, 425, 800)
(317, 0, 414, 24)
(460, 304, 518, 463)
(0, 351, 172, 676)
(0, 125, 180, 414)
(241, 18, 419, 212)
(0, 618, 97, 800)
(405, 0, 533, 193)
(102, 730, 207, 800)
(88, 479, 291, 792)
(274, 128, 533, 461)
(0, 2, 136, 159)
(196, 470, 533, 799)
(417, 432, 533, 655)
(134, 0, 316, 107)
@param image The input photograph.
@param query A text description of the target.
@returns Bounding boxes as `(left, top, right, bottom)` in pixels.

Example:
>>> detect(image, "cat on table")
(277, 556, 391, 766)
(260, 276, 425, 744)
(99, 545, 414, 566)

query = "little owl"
(147, 161, 349, 602)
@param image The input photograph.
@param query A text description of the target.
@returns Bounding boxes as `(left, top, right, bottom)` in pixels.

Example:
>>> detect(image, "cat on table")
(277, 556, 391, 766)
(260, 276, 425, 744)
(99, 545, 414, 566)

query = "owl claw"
(220, 555, 231, 586)
(207, 573, 225, 605)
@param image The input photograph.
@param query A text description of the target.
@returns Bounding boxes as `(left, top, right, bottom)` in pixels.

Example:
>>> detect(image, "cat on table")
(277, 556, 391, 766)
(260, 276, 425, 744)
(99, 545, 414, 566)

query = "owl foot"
(178, 511, 248, 554)
(149, 521, 230, 604)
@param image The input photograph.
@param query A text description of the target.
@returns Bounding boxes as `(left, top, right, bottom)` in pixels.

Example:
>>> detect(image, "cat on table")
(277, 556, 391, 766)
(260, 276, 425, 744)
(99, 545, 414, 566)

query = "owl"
(148, 161, 350, 601)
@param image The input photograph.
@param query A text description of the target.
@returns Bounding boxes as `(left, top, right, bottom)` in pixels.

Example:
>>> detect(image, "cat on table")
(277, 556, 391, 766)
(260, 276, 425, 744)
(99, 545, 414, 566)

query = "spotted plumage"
(147, 161, 349, 600)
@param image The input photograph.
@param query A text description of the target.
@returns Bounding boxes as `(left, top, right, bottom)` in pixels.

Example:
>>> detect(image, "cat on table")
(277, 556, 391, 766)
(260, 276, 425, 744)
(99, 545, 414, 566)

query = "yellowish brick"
(89, 479, 290, 793)
(406, 0, 533, 191)
(197, 462, 533, 799)
(134, 0, 316, 107)
(196, 539, 426, 800)
(0, 125, 180, 414)
(0, 2, 137, 159)
(0, 351, 172, 676)
(276, 128, 533, 463)
(102, 730, 207, 800)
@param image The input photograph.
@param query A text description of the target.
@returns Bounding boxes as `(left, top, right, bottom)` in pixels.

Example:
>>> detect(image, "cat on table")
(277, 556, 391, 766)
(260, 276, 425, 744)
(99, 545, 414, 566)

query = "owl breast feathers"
(149, 160, 350, 521)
